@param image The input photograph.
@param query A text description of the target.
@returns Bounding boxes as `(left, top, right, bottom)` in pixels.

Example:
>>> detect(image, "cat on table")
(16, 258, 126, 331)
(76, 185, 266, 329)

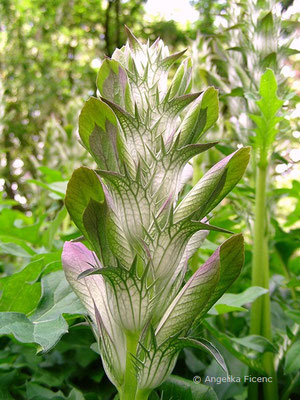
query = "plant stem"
(249, 165, 278, 400)
(135, 389, 152, 400)
(119, 332, 139, 400)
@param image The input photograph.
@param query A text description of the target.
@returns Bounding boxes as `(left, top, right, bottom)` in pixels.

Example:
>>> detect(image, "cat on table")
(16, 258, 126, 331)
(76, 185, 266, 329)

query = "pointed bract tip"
(124, 25, 142, 51)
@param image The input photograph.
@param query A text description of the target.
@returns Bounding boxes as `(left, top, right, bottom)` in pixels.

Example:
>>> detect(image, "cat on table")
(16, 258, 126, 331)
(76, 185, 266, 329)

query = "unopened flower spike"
(62, 27, 250, 400)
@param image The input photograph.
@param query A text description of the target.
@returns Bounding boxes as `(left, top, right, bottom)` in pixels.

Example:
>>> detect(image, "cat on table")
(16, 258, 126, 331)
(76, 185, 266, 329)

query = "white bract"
(62, 29, 250, 399)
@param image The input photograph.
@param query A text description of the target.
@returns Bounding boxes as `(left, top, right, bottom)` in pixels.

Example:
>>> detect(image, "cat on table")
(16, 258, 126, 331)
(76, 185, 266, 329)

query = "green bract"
(62, 29, 250, 400)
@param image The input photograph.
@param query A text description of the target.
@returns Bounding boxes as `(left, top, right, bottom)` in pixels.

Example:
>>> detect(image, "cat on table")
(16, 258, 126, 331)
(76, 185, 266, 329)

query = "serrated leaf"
(251, 69, 283, 166)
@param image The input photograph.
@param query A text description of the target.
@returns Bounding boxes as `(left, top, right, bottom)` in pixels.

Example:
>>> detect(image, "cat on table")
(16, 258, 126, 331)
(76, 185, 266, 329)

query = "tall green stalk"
(250, 165, 278, 400)
(249, 69, 283, 400)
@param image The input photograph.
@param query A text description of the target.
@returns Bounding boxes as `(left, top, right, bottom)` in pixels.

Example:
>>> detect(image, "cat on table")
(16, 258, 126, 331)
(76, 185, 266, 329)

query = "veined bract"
(62, 28, 250, 400)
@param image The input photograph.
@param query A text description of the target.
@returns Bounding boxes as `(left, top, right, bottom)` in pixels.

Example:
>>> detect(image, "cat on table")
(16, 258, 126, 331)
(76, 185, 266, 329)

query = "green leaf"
(159, 49, 187, 71)
(42, 206, 67, 250)
(174, 147, 250, 223)
(164, 92, 201, 117)
(124, 25, 143, 52)
(0, 208, 44, 245)
(30, 270, 85, 322)
(26, 382, 65, 399)
(178, 338, 228, 374)
(97, 58, 133, 113)
(197, 234, 245, 318)
(65, 167, 105, 255)
(179, 87, 219, 145)
(28, 180, 67, 199)
(159, 375, 218, 400)
(0, 312, 68, 353)
(79, 97, 116, 149)
(0, 240, 31, 258)
(210, 286, 269, 315)
(168, 57, 192, 99)
(284, 340, 300, 374)
(0, 252, 61, 314)
(251, 69, 283, 166)
(155, 246, 220, 344)
(203, 321, 267, 374)
(79, 97, 121, 171)
(0, 271, 85, 352)
(229, 335, 277, 353)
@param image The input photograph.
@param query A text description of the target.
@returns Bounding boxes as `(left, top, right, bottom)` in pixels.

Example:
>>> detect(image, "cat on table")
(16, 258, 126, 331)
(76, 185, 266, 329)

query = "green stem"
(135, 389, 152, 400)
(119, 332, 139, 400)
(249, 165, 278, 400)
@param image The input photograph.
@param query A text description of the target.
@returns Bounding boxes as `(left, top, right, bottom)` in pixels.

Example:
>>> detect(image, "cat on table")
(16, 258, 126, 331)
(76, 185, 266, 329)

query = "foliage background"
(0, 0, 299, 399)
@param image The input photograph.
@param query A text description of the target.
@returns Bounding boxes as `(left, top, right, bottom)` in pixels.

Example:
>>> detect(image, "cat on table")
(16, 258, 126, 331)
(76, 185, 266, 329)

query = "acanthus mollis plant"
(62, 28, 250, 400)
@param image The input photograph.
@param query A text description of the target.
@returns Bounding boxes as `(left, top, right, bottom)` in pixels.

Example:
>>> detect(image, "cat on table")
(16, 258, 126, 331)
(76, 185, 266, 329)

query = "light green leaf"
(198, 234, 245, 318)
(0, 312, 68, 352)
(42, 206, 67, 250)
(0, 252, 61, 314)
(284, 340, 300, 374)
(155, 247, 220, 344)
(229, 335, 277, 353)
(174, 147, 250, 223)
(210, 286, 269, 315)
(65, 167, 105, 256)
(79, 97, 116, 149)
(179, 87, 219, 145)
(168, 57, 192, 99)
(159, 49, 187, 71)
(0, 241, 31, 258)
(97, 58, 134, 113)
(28, 180, 67, 199)
(0, 208, 43, 245)
(251, 69, 283, 166)
(0, 271, 85, 351)
(30, 270, 86, 322)
(257, 69, 283, 120)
